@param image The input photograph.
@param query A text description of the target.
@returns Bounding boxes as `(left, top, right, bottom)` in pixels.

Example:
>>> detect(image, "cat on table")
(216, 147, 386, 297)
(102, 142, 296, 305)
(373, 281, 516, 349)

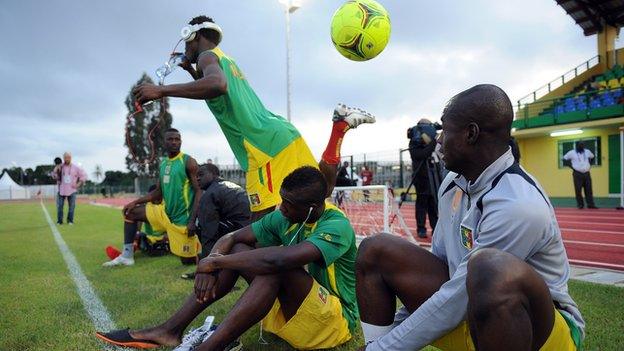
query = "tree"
(2, 164, 56, 185)
(124, 73, 173, 177)
(101, 170, 136, 187)
(93, 164, 103, 183)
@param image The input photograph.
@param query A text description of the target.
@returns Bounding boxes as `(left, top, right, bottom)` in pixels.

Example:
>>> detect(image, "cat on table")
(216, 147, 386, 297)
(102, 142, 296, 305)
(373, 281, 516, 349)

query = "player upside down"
(132, 15, 376, 220)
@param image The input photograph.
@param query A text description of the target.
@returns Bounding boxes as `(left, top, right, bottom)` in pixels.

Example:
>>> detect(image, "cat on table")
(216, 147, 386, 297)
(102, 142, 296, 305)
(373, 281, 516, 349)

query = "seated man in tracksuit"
(182, 163, 251, 279)
(356, 84, 585, 351)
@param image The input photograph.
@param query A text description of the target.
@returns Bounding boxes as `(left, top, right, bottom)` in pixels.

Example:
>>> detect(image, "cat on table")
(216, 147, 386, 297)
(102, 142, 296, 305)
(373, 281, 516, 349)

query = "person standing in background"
(52, 152, 87, 225)
(563, 141, 598, 209)
(360, 165, 374, 202)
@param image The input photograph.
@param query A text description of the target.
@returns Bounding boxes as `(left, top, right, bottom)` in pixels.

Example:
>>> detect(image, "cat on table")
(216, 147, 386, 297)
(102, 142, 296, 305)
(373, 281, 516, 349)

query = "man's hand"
(122, 200, 137, 217)
(132, 83, 164, 104)
(177, 53, 194, 72)
(194, 272, 218, 303)
(187, 221, 197, 237)
(197, 256, 219, 274)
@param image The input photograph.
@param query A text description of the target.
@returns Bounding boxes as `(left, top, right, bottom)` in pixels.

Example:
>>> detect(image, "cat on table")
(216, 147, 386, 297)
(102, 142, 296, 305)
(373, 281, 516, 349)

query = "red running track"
(392, 204, 624, 271)
(93, 198, 624, 271)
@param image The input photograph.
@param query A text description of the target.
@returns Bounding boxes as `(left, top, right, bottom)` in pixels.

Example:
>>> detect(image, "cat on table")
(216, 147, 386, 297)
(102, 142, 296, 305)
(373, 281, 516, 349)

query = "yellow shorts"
(431, 307, 579, 351)
(263, 280, 352, 350)
(246, 137, 318, 212)
(144, 203, 201, 258)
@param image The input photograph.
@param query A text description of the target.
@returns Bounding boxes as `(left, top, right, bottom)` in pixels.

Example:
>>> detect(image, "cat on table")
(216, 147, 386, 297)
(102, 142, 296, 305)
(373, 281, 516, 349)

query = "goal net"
(330, 185, 416, 244)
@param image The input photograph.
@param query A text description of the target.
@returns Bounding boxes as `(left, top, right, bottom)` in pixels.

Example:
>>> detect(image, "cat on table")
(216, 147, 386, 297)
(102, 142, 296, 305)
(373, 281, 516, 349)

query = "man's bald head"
(63, 152, 72, 165)
(442, 84, 513, 142)
(439, 84, 515, 180)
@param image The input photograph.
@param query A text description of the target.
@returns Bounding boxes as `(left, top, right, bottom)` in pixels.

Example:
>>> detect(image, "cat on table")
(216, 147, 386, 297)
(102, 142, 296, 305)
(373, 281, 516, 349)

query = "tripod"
(400, 155, 443, 209)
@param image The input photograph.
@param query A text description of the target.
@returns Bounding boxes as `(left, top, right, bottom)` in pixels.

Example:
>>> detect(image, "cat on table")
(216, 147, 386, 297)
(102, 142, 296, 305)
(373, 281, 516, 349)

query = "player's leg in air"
(250, 103, 376, 221)
(318, 104, 376, 197)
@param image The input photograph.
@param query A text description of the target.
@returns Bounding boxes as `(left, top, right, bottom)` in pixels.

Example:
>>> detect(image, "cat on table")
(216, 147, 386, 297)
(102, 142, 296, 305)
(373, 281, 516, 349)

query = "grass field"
(1, 201, 622, 351)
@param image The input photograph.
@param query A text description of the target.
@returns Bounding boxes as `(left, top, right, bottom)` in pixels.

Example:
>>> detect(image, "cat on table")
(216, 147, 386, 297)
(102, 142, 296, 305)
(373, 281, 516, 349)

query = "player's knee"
(356, 233, 391, 270)
(467, 249, 511, 291)
(125, 207, 142, 222)
(467, 249, 524, 321)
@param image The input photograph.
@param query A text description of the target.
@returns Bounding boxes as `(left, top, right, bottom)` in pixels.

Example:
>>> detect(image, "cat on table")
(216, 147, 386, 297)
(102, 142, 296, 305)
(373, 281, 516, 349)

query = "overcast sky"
(0, 0, 616, 177)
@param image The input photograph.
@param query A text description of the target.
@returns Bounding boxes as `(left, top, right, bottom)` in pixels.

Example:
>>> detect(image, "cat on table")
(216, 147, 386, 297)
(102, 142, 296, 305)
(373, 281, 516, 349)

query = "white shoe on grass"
(102, 255, 134, 267)
(173, 316, 215, 351)
(333, 103, 376, 128)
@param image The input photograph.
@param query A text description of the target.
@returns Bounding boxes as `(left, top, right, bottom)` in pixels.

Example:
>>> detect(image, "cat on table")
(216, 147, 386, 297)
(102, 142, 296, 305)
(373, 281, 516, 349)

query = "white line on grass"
(40, 201, 128, 351)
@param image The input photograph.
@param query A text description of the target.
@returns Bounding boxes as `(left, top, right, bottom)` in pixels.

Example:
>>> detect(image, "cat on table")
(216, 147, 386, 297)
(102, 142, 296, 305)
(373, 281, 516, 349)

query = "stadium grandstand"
(512, 0, 624, 207)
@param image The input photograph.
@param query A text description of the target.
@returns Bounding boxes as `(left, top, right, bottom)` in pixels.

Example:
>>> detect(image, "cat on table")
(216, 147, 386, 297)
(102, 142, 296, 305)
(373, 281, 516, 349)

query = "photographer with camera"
(407, 119, 442, 238)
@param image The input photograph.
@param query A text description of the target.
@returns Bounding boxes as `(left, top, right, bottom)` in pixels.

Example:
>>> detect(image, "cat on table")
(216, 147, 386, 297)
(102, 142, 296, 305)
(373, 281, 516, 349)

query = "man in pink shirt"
(52, 152, 87, 225)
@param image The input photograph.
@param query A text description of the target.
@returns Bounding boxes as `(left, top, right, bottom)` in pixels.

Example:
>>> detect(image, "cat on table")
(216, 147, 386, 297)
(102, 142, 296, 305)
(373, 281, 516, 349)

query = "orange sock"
(322, 121, 350, 165)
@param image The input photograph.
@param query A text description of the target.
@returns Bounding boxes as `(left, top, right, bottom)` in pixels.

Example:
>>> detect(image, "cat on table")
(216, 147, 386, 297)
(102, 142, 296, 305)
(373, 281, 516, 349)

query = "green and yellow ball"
(330, 0, 391, 61)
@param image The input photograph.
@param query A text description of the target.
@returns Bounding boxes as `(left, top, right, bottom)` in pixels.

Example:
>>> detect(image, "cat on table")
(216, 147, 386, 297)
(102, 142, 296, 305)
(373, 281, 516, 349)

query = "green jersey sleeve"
(251, 211, 287, 247)
(306, 215, 354, 268)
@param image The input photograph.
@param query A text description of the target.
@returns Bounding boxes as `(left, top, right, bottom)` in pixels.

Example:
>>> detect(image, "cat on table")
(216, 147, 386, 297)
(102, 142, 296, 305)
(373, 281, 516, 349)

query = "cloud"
(0, 0, 599, 176)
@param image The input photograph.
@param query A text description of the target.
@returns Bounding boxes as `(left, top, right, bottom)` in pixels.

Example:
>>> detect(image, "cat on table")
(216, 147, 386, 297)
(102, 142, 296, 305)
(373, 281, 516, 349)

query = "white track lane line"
(40, 201, 129, 351)
(563, 240, 624, 249)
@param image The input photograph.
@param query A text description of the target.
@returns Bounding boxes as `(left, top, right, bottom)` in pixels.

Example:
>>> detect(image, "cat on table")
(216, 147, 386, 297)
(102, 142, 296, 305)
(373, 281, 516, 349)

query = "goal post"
(330, 184, 416, 243)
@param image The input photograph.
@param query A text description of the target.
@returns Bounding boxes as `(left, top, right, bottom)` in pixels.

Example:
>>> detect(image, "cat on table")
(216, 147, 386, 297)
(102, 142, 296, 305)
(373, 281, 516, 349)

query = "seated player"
(132, 15, 375, 220)
(96, 167, 358, 350)
(356, 85, 585, 351)
(105, 184, 170, 260)
(182, 163, 251, 280)
(103, 128, 202, 267)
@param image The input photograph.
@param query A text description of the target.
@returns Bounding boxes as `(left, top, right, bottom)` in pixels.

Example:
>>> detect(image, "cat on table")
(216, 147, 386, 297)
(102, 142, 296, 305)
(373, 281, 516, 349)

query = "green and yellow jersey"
(159, 152, 194, 226)
(205, 48, 301, 171)
(251, 203, 359, 332)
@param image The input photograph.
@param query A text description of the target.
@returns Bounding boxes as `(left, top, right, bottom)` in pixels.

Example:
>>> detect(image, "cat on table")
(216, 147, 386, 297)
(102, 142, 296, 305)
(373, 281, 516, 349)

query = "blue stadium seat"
(555, 105, 565, 114)
(601, 91, 615, 106)
(564, 103, 577, 112)
(577, 101, 588, 110)
(589, 98, 602, 109)
(612, 89, 623, 99)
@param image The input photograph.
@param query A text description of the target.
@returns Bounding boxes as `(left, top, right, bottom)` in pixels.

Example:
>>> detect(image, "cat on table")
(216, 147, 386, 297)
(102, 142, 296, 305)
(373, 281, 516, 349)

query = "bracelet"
(208, 253, 224, 258)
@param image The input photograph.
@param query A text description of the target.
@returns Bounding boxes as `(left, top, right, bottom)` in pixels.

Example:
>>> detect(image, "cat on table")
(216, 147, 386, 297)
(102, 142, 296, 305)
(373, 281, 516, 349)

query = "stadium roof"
(555, 0, 624, 36)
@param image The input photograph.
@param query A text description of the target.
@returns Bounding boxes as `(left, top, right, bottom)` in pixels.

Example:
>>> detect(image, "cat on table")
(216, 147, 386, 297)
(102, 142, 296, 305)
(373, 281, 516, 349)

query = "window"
(558, 136, 601, 168)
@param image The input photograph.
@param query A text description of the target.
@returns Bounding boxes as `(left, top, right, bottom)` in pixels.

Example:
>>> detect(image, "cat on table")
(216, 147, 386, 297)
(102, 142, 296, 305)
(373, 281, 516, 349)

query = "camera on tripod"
(407, 119, 442, 146)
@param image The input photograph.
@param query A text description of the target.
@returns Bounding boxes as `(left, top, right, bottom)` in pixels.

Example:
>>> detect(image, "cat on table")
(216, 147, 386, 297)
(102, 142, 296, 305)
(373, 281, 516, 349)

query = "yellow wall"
(598, 25, 618, 69)
(611, 48, 624, 68)
(517, 127, 621, 197)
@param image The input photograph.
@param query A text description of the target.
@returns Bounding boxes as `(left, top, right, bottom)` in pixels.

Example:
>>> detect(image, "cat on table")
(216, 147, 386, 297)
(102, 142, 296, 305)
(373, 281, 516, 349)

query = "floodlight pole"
(280, 0, 301, 122)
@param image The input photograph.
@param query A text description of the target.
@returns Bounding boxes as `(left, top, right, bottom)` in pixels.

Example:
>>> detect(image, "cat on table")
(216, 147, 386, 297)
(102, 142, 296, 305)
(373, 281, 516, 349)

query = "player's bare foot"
(130, 327, 182, 347)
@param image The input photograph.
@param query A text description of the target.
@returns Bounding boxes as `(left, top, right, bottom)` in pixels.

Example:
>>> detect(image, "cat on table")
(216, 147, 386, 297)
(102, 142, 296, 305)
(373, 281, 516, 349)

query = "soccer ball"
(330, 0, 391, 61)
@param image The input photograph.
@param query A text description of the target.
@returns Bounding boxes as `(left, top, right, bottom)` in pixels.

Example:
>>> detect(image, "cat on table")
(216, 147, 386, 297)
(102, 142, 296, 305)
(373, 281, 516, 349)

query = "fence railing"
(517, 55, 600, 107)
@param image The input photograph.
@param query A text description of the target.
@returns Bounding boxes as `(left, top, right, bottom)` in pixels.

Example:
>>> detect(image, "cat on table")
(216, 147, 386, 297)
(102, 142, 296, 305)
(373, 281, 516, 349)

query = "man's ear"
(466, 122, 480, 145)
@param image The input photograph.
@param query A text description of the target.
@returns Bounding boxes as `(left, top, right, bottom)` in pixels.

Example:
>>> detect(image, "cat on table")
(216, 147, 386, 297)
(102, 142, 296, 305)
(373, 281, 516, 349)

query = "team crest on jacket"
(248, 193, 261, 206)
(460, 225, 474, 249)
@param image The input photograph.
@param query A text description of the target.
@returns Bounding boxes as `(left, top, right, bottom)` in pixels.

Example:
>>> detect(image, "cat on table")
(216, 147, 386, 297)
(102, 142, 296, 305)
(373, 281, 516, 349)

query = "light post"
(278, 0, 302, 122)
